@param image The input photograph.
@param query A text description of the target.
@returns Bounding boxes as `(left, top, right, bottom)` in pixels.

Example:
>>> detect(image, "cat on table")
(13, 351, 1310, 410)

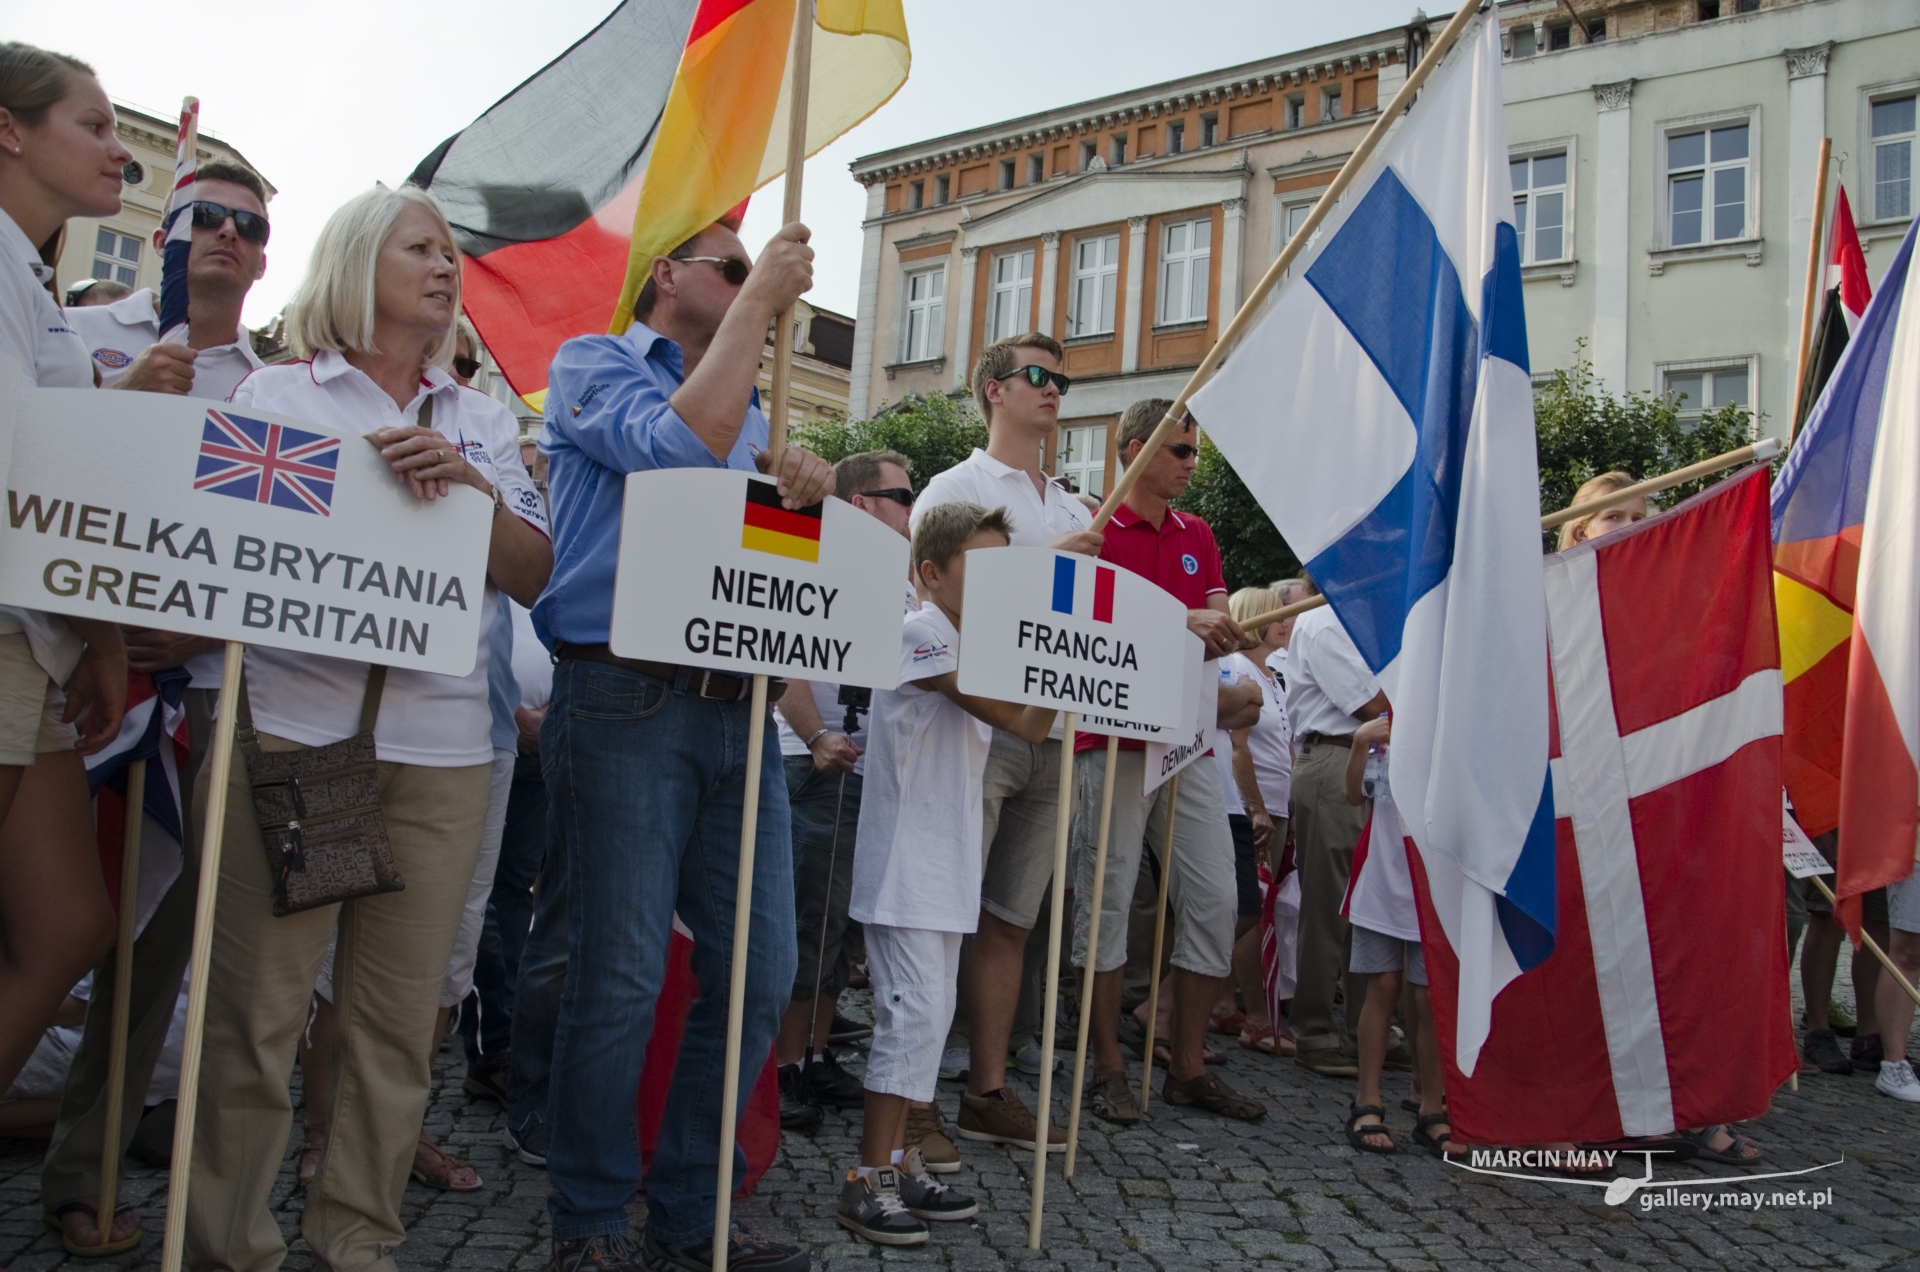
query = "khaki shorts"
(979, 732, 1067, 929)
(0, 632, 75, 765)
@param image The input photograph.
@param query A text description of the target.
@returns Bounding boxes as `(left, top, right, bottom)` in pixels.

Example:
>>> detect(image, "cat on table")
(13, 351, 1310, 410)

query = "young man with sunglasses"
(905, 333, 1100, 1155)
(39, 158, 271, 1257)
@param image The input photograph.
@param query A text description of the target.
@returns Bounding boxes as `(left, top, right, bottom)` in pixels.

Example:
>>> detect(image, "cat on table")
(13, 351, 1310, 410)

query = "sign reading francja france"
(0, 384, 492, 676)
(609, 468, 909, 690)
(957, 548, 1189, 731)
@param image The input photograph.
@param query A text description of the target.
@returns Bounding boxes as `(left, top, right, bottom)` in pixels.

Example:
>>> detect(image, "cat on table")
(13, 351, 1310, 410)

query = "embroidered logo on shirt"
(1181, 553, 1199, 575)
(571, 383, 609, 416)
(92, 347, 133, 369)
(910, 639, 949, 664)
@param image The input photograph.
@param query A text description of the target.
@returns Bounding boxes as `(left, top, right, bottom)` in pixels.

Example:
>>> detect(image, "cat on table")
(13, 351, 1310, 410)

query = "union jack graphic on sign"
(195, 410, 341, 516)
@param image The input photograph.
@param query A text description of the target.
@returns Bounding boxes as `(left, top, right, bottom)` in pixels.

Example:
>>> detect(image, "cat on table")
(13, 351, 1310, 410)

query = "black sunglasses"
(452, 354, 482, 379)
(190, 200, 270, 244)
(857, 487, 915, 507)
(1161, 443, 1199, 460)
(672, 254, 751, 286)
(996, 364, 1071, 394)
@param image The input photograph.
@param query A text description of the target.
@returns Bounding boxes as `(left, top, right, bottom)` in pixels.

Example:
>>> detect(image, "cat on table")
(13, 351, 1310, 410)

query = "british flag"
(195, 409, 341, 515)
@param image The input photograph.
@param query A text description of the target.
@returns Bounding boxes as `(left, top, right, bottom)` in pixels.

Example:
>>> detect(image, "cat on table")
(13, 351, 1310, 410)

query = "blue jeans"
(543, 660, 796, 1244)
(464, 751, 550, 1063)
(506, 752, 567, 1130)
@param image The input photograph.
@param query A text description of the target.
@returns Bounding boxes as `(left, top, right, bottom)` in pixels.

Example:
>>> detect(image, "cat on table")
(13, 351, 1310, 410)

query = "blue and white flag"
(1190, 13, 1553, 1074)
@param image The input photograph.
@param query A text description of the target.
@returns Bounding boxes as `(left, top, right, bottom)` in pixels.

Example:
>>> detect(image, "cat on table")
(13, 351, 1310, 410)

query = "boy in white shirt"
(836, 502, 1057, 1247)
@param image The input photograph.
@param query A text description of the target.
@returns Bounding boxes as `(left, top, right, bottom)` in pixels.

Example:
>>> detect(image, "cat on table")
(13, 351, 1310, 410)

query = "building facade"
(846, 0, 1919, 493)
(754, 298, 857, 434)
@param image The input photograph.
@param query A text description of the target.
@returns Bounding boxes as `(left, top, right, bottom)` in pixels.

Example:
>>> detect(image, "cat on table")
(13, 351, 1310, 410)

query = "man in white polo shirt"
(906, 332, 1099, 1152)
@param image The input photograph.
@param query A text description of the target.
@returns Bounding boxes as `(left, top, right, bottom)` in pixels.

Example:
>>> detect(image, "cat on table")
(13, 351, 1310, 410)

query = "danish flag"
(195, 409, 341, 516)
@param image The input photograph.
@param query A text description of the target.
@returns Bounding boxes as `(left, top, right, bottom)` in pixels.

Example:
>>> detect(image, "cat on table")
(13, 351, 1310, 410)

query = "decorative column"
(1786, 43, 1833, 399)
(951, 245, 979, 390)
(1122, 216, 1148, 375)
(1592, 80, 1634, 395)
(848, 181, 888, 419)
(1037, 231, 1062, 337)
(1219, 197, 1248, 319)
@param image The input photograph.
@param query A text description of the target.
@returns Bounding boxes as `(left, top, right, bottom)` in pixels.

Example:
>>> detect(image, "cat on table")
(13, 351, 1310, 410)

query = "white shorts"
(862, 924, 963, 1102)
(0, 632, 74, 765)
(1889, 870, 1920, 935)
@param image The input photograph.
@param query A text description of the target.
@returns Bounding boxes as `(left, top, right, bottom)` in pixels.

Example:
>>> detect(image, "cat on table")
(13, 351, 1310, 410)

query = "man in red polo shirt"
(1070, 398, 1266, 1125)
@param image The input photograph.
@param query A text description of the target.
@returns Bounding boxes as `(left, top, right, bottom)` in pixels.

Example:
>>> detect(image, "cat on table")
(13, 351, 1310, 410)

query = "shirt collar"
(623, 319, 686, 378)
(0, 208, 51, 284)
(1107, 502, 1185, 533)
(106, 288, 160, 326)
(312, 348, 457, 400)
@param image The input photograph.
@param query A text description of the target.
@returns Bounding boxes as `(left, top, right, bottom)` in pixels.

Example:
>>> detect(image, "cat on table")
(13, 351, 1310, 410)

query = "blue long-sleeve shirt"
(532, 321, 768, 648)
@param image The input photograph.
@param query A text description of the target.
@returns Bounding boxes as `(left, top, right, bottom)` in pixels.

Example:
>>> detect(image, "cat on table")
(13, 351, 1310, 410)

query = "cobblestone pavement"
(5, 950, 1919, 1272)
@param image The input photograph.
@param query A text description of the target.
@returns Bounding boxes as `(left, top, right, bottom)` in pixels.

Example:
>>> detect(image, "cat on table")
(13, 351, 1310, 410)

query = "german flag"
(742, 480, 822, 562)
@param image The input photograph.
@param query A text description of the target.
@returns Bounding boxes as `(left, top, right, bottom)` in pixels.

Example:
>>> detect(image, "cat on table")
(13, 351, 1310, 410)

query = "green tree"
(789, 392, 988, 493)
(1175, 436, 1301, 591)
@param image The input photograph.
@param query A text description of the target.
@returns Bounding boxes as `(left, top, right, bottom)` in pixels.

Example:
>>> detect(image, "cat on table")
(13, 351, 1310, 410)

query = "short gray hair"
(834, 449, 911, 502)
(289, 185, 460, 368)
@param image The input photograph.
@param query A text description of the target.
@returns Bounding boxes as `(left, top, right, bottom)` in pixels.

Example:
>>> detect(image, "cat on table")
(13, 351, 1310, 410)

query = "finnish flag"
(1190, 12, 1553, 1074)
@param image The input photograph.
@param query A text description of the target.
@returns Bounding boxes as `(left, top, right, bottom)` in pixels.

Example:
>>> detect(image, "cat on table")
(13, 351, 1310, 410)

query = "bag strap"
(359, 665, 388, 734)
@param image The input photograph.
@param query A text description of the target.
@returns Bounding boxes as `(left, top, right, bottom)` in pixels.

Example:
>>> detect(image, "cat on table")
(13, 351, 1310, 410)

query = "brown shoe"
(1086, 1069, 1141, 1125)
(904, 1103, 961, 1174)
(957, 1088, 1067, 1151)
(1163, 1069, 1267, 1121)
(1295, 1048, 1360, 1078)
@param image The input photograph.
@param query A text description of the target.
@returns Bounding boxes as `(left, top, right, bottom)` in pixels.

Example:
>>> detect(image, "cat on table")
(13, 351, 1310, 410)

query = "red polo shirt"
(1077, 501, 1228, 752)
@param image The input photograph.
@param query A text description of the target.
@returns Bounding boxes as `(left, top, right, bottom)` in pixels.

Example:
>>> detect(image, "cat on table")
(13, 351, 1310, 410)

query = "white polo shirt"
(67, 288, 264, 403)
(909, 446, 1090, 549)
(1286, 603, 1380, 741)
(229, 350, 549, 766)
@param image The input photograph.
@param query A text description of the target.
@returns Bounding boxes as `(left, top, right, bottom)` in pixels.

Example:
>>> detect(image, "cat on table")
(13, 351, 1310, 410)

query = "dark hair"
(912, 500, 1013, 576)
(634, 232, 702, 323)
(834, 449, 912, 502)
(196, 159, 268, 207)
(0, 43, 95, 128)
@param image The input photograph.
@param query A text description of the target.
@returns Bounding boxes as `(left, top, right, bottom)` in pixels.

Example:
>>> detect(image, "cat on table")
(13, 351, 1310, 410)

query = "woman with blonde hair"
(185, 183, 552, 1271)
(1554, 470, 1646, 551)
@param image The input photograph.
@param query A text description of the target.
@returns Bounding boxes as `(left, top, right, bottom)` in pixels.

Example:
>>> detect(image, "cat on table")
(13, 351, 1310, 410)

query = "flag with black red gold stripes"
(740, 480, 822, 562)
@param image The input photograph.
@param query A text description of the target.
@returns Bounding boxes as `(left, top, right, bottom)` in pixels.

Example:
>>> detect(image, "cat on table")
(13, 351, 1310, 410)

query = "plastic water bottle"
(1361, 739, 1389, 801)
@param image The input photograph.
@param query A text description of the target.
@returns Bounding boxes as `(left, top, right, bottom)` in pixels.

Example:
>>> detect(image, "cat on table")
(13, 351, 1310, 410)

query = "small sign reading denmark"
(956, 548, 1189, 731)
(0, 387, 492, 675)
(609, 469, 909, 690)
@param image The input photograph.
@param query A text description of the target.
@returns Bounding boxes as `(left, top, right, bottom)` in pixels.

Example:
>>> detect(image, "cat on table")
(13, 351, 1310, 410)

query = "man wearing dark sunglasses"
(66, 159, 268, 400)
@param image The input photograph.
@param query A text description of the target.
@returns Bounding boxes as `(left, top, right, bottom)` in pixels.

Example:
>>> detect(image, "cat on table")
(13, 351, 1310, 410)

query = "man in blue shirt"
(535, 219, 832, 1272)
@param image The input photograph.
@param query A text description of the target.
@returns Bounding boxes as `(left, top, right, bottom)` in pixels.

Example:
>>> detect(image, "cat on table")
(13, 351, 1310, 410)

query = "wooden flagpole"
(1083, 1, 1483, 534)
(1138, 775, 1180, 1112)
(1027, 711, 1077, 1249)
(89, 761, 146, 1255)
(1810, 876, 1920, 1008)
(1063, 735, 1120, 1177)
(1790, 137, 1834, 441)
(713, 3, 812, 1264)
(159, 640, 244, 1272)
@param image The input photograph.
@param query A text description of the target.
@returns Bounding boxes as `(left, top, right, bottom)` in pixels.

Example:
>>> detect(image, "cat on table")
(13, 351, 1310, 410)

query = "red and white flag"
(1827, 186, 1871, 335)
(1412, 469, 1797, 1143)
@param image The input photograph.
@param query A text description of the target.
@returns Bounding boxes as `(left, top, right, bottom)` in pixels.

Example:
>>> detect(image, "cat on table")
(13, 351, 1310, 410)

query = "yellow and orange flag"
(609, 0, 910, 335)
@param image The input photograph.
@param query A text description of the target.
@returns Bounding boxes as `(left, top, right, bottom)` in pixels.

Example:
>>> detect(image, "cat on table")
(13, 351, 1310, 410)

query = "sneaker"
(800, 1050, 866, 1110)
(1851, 1032, 1885, 1069)
(505, 1115, 550, 1168)
(834, 1168, 928, 1246)
(903, 1103, 960, 1174)
(897, 1148, 978, 1220)
(937, 1047, 970, 1082)
(1802, 1028, 1853, 1075)
(1010, 1040, 1063, 1076)
(1295, 1049, 1360, 1079)
(957, 1087, 1066, 1152)
(640, 1229, 809, 1272)
(1876, 1059, 1920, 1103)
(777, 1065, 823, 1133)
(464, 1052, 511, 1104)
(828, 1012, 873, 1044)
(552, 1229, 643, 1272)
(1828, 1000, 1859, 1036)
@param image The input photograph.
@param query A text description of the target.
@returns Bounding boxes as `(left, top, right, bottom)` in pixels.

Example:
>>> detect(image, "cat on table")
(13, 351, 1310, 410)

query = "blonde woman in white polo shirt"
(0, 43, 132, 1116)
(185, 184, 551, 1272)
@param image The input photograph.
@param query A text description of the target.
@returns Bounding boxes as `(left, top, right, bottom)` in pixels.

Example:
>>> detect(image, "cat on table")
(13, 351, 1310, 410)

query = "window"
(1587, 17, 1605, 41)
(1201, 113, 1218, 147)
(1697, 0, 1720, 15)
(1322, 87, 1341, 123)
(934, 174, 950, 205)
(1027, 154, 1044, 184)
(900, 266, 944, 362)
(1663, 363, 1751, 416)
(999, 159, 1015, 191)
(1512, 26, 1537, 56)
(1169, 119, 1185, 154)
(1736, 0, 1757, 10)
(1280, 200, 1319, 276)
(92, 229, 140, 287)
(1548, 22, 1571, 50)
(1157, 217, 1211, 325)
(1286, 96, 1306, 129)
(1667, 123, 1748, 245)
(987, 248, 1034, 343)
(908, 180, 924, 210)
(1511, 151, 1569, 263)
(1067, 233, 1120, 337)
(1110, 135, 1127, 167)
(1080, 140, 1096, 171)
(1873, 95, 1915, 221)
(1055, 424, 1109, 496)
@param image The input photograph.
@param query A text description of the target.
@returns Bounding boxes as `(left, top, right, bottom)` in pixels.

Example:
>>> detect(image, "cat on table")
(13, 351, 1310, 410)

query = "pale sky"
(8, 0, 1420, 329)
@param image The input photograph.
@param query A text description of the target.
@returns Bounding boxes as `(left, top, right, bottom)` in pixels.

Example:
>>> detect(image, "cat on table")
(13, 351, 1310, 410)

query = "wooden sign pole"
(713, 4, 812, 1265)
(1790, 137, 1834, 441)
(1027, 711, 1077, 1249)
(1810, 876, 1920, 1008)
(1137, 774, 1181, 1112)
(1063, 735, 1120, 1177)
(89, 761, 145, 1254)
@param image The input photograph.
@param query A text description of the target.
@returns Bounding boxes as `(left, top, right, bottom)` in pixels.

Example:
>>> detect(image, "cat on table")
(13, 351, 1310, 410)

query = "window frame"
(91, 228, 142, 287)
(1053, 421, 1111, 498)
(1110, 134, 1127, 167)
(1065, 231, 1121, 339)
(1285, 95, 1306, 130)
(986, 247, 1035, 345)
(1509, 137, 1577, 270)
(1273, 190, 1325, 279)
(1168, 119, 1185, 154)
(1027, 153, 1045, 185)
(933, 173, 950, 205)
(1656, 355, 1758, 420)
(1201, 113, 1218, 148)
(1321, 85, 1342, 124)
(1860, 79, 1920, 228)
(999, 159, 1015, 191)
(1156, 215, 1212, 327)
(907, 180, 924, 211)
(1653, 107, 1761, 253)
(897, 262, 947, 364)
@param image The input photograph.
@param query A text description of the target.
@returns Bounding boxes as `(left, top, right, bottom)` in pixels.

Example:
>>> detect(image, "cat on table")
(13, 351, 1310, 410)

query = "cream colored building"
(847, 0, 1919, 494)
(754, 298, 856, 431)
(51, 101, 274, 303)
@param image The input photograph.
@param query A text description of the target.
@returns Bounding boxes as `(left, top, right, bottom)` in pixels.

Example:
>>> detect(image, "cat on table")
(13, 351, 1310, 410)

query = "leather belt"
(1299, 730, 1354, 748)
(552, 643, 784, 703)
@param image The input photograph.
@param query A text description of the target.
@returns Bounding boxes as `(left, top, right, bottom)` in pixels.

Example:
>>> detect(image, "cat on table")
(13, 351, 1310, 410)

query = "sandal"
(1151, 1040, 1228, 1068)
(1410, 1111, 1462, 1159)
(1239, 1023, 1296, 1057)
(1163, 1069, 1266, 1121)
(46, 1199, 143, 1257)
(1343, 1103, 1395, 1155)
(1207, 1008, 1248, 1036)
(410, 1136, 482, 1192)
(297, 1127, 326, 1190)
(1679, 1126, 1764, 1165)
(1087, 1068, 1141, 1126)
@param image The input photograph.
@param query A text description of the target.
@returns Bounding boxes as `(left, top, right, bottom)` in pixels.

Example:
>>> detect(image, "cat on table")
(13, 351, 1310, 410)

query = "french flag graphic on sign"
(195, 410, 341, 516)
(1051, 556, 1115, 623)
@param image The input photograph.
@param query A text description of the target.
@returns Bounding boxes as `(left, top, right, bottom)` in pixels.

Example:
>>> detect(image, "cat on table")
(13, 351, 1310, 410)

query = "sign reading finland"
(608, 468, 908, 690)
(957, 548, 1188, 730)
(0, 387, 492, 675)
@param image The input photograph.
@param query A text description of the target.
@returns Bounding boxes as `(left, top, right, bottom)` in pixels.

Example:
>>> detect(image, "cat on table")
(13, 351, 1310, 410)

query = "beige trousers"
(1287, 738, 1369, 1058)
(184, 731, 488, 1272)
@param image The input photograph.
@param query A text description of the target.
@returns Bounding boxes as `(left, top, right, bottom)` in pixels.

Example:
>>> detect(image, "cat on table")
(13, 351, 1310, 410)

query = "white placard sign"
(609, 468, 908, 690)
(0, 387, 491, 675)
(1144, 638, 1215, 793)
(956, 547, 1190, 730)
(1782, 795, 1832, 880)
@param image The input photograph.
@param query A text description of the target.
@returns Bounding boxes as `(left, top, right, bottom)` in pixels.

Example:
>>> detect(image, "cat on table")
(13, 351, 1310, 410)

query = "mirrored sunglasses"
(673, 254, 751, 285)
(997, 364, 1071, 394)
(190, 200, 270, 244)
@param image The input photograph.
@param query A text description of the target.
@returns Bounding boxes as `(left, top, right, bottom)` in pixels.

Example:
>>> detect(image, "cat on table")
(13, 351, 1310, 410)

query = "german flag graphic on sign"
(741, 480, 823, 563)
